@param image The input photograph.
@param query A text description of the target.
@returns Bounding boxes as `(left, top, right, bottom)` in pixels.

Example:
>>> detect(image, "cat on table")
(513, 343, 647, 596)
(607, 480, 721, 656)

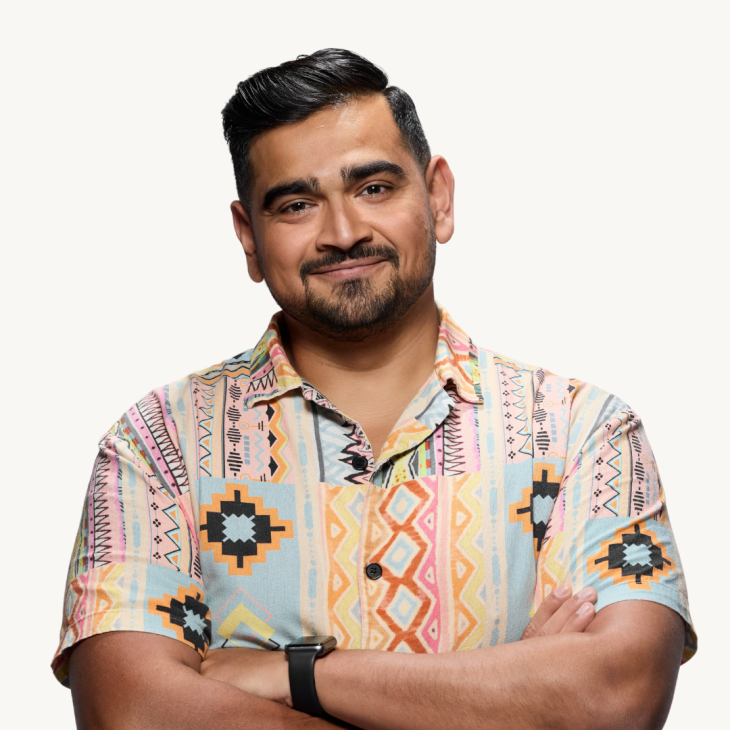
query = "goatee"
(267, 233, 437, 343)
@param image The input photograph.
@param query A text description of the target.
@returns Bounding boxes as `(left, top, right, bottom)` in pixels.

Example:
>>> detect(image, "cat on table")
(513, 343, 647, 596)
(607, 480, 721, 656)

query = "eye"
(282, 201, 311, 214)
(362, 184, 387, 196)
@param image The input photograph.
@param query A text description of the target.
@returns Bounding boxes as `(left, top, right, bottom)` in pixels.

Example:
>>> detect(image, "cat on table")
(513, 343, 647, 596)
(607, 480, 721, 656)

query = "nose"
(315, 197, 372, 252)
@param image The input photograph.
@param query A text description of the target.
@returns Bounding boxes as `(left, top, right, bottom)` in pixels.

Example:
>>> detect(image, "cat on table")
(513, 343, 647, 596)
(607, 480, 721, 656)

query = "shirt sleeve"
(535, 381, 697, 663)
(51, 386, 210, 686)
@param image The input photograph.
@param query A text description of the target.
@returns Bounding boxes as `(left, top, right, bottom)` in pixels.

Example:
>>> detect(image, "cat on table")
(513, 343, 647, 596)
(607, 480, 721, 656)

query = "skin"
(69, 94, 686, 729)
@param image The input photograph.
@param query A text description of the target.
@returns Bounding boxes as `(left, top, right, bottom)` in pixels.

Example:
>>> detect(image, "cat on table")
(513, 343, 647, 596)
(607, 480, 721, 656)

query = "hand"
(520, 584, 598, 640)
(200, 647, 292, 706)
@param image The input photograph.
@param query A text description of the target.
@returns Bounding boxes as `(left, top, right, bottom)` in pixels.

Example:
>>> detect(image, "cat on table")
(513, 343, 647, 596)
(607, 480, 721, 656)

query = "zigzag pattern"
(266, 402, 291, 483)
(191, 379, 215, 477)
(449, 475, 484, 650)
(89, 452, 113, 567)
(440, 386, 481, 477)
(324, 485, 364, 649)
(315, 412, 354, 484)
(246, 362, 278, 397)
(163, 504, 183, 570)
(512, 374, 533, 458)
(443, 403, 466, 476)
(357, 474, 485, 653)
(497, 365, 533, 463)
(341, 421, 371, 485)
(369, 480, 429, 652)
(135, 391, 189, 496)
(590, 416, 623, 517)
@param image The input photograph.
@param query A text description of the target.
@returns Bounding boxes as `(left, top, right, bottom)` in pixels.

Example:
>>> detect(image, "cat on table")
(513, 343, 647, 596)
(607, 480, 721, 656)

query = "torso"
(54, 309, 696, 686)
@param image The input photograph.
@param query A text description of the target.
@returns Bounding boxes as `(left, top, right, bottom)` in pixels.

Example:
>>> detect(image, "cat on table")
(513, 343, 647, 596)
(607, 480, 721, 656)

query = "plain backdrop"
(2, 2, 727, 727)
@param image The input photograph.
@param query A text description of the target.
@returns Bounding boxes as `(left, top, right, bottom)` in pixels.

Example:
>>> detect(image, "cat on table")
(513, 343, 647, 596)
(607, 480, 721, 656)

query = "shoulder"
(104, 349, 258, 486)
(153, 348, 257, 407)
(474, 342, 631, 421)
(112, 346, 257, 436)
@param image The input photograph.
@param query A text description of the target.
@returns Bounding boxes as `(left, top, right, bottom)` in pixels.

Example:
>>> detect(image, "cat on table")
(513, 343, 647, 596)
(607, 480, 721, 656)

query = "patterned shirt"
(53, 307, 696, 685)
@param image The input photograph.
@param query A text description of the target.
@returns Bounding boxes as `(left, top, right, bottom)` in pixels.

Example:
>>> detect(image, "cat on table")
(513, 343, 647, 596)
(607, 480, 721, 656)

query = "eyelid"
(279, 199, 314, 214)
(358, 182, 391, 195)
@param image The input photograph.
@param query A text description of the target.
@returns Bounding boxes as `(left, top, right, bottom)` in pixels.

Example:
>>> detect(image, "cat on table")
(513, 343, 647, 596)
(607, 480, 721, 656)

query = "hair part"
(222, 48, 431, 210)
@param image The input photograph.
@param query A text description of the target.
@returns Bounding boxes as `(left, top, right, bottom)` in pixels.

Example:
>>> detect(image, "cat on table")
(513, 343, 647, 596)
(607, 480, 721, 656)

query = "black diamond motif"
(200, 489, 287, 570)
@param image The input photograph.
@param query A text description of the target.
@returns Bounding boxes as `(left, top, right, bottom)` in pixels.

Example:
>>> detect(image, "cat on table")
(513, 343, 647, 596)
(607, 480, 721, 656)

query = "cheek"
(378, 203, 431, 264)
(260, 235, 309, 289)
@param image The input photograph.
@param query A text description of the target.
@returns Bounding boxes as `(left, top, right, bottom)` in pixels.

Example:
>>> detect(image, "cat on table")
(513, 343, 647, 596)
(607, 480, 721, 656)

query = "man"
(54, 49, 695, 729)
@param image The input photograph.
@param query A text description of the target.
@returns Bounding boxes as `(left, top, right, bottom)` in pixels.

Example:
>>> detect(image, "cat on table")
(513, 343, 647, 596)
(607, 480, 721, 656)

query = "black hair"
(221, 48, 431, 208)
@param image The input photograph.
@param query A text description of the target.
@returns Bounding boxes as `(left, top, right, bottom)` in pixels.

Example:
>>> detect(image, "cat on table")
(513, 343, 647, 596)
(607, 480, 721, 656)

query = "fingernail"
(555, 584, 571, 598)
(577, 602, 594, 615)
(577, 587, 595, 601)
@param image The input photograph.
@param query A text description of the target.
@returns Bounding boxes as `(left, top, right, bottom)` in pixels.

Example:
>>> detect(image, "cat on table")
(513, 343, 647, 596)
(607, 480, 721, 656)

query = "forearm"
(69, 633, 354, 730)
(315, 604, 682, 730)
(78, 663, 346, 730)
(317, 634, 603, 730)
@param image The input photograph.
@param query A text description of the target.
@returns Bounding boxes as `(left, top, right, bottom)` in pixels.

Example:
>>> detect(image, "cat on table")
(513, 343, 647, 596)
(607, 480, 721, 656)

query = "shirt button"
(366, 563, 383, 580)
(352, 455, 369, 471)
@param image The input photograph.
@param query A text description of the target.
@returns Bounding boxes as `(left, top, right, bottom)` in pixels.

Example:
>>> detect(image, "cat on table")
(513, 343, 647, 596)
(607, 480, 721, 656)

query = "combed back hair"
(221, 48, 431, 208)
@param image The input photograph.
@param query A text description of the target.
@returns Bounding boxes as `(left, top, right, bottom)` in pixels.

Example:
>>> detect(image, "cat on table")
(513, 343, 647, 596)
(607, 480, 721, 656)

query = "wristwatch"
(285, 635, 337, 716)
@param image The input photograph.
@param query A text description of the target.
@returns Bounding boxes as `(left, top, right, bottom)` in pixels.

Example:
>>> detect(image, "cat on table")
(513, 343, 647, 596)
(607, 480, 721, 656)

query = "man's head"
(222, 49, 455, 342)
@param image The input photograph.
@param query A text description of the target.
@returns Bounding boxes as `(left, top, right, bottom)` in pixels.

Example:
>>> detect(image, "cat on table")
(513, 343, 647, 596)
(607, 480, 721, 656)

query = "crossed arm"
(69, 587, 684, 730)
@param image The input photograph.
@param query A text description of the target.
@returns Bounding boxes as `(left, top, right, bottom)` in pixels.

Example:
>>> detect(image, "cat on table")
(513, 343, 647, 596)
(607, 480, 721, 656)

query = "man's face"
(237, 94, 441, 342)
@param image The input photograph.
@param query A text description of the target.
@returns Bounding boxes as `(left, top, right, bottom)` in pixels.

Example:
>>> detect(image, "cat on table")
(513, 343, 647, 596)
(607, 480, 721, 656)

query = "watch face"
(286, 635, 337, 654)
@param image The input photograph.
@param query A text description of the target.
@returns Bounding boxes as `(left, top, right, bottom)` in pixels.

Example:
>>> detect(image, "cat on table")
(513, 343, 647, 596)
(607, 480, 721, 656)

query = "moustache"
(299, 245, 400, 282)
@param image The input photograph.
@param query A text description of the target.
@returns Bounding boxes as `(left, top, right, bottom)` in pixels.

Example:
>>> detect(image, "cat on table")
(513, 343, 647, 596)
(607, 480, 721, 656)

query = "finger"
(560, 601, 596, 634)
(541, 587, 597, 635)
(520, 584, 573, 640)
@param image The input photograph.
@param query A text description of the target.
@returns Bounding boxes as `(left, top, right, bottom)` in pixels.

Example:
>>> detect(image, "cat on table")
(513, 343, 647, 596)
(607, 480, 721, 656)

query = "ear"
(231, 200, 264, 283)
(424, 155, 455, 244)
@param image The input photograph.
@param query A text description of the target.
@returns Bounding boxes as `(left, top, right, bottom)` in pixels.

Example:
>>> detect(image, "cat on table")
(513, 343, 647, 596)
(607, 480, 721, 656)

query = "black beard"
(266, 232, 437, 343)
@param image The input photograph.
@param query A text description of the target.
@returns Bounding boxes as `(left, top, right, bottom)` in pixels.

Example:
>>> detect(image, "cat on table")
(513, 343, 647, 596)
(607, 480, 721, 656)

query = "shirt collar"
(244, 305, 483, 407)
(433, 306, 483, 404)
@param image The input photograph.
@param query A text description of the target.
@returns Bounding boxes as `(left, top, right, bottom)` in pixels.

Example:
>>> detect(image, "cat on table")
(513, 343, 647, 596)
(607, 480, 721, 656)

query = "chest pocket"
(325, 474, 487, 654)
(196, 476, 302, 651)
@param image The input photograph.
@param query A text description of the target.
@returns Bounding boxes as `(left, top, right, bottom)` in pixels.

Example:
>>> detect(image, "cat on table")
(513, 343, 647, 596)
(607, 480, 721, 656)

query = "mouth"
(309, 257, 389, 278)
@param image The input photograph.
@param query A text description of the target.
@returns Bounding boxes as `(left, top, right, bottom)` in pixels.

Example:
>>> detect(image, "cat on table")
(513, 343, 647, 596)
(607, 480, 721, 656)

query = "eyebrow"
(262, 177, 320, 211)
(341, 160, 407, 186)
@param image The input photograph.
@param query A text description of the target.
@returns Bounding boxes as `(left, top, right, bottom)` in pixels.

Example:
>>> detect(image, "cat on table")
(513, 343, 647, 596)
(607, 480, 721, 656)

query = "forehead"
(248, 95, 412, 194)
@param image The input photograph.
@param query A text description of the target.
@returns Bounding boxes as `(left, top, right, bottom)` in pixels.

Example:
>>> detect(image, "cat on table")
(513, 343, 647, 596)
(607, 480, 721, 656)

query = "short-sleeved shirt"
(52, 307, 696, 684)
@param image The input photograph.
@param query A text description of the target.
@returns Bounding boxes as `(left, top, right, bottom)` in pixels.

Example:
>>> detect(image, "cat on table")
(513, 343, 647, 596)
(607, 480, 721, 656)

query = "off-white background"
(1, 2, 727, 727)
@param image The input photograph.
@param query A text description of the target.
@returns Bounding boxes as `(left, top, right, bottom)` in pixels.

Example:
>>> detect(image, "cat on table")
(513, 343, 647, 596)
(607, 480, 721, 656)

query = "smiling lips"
(309, 257, 388, 278)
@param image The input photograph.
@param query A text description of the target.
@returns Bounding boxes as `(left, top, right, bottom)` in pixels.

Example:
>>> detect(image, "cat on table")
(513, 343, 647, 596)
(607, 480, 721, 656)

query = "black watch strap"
(288, 649, 325, 716)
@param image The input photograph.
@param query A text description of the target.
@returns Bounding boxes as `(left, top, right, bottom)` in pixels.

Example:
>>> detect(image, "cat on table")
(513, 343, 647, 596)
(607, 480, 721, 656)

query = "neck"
(280, 286, 440, 458)
(281, 285, 440, 388)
